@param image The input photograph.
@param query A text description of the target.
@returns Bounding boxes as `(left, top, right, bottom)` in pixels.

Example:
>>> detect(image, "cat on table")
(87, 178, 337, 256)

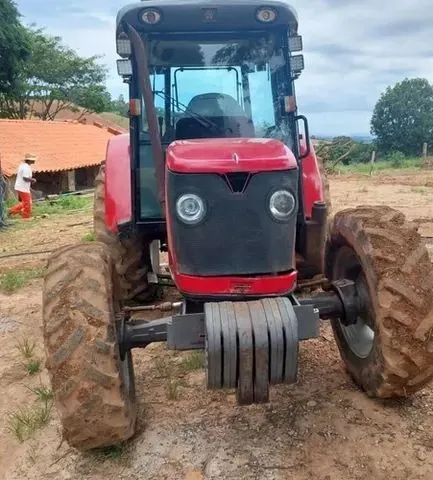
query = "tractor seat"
(175, 93, 255, 140)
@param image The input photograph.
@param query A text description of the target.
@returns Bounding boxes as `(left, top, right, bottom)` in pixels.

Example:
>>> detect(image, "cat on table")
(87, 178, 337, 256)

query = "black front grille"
(223, 172, 251, 193)
(167, 170, 298, 276)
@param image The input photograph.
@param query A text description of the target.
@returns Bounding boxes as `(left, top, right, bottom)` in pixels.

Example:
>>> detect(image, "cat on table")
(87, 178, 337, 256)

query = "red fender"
(300, 141, 325, 218)
(104, 134, 132, 232)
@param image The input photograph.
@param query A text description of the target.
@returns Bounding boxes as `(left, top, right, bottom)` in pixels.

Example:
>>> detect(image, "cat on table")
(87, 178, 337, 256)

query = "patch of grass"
(93, 443, 127, 461)
(25, 359, 42, 376)
(166, 379, 181, 400)
(335, 157, 423, 175)
(82, 231, 96, 242)
(180, 351, 205, 372)
(7, 401, 52, 443)
(16, 338, 36, 359)
(16, 338, 43, 375)
(0, 267, 46, 294)
(27, 385, 53, 403)
(5, 197, 16, 209)
(33, 195, 92, 216)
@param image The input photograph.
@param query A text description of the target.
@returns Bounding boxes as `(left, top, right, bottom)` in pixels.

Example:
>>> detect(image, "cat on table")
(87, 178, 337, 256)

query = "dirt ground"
(1, 170, 433, 480)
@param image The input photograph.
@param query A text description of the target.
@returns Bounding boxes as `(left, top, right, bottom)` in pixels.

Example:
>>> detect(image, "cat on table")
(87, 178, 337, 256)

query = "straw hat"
(24, 153, 37, 163)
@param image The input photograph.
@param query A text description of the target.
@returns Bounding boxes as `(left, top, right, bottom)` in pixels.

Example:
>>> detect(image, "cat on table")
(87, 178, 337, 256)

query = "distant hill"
(313, 134, 373, 144)
(351, 135, 374, 144)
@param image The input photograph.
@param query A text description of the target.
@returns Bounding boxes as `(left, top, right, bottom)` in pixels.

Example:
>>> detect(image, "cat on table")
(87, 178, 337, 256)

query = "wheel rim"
(115, 304, 135, 399)
(333, 246, 375, 359)
(121, 352, 135, 398)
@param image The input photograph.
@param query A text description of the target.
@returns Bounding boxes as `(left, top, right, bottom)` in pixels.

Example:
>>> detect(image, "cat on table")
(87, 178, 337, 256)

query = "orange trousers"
(8, 191, 32, 219)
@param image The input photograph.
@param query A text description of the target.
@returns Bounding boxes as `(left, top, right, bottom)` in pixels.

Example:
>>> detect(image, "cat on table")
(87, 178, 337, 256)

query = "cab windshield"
(143, 32, 294, 149)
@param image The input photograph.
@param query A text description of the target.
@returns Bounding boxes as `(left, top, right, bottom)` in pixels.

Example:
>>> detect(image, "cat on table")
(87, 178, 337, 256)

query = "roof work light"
(117, 59, 133, 77)
(288, 35, 303, 52)
(116, 36, 132, 57)
(256, 7, 277, 23)
(141, 8, 162, 25)
(290, 55, 305, 74)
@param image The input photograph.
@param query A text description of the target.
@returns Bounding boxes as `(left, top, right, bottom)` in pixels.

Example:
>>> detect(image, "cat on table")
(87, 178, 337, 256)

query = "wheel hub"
(332, 246, 375, 359)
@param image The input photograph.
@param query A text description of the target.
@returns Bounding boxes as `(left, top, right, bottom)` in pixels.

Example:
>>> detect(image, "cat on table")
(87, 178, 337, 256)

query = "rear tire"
(94, 166, 159, 303)
(327, 206, 433, 398)
(43, 243, 136, 450)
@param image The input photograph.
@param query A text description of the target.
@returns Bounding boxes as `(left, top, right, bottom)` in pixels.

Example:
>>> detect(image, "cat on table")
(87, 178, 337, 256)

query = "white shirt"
(15, 162, 33, 193)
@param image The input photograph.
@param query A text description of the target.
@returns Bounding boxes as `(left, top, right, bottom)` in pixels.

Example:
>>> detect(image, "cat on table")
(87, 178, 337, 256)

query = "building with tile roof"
(0, 119, 125, 196)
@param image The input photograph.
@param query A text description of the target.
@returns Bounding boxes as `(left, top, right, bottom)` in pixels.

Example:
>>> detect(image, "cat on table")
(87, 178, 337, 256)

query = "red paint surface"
(173, 271, 298, 297)
(105, 134, 132, 232)
(167, 138, 298, 173)
(300, 140, 324, 218)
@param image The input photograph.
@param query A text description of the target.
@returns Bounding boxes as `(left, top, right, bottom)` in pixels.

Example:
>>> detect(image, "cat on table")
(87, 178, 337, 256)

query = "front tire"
(94, 166, 158, 303)
(43, 242, 136, 450)
(327, 206, 433, 398)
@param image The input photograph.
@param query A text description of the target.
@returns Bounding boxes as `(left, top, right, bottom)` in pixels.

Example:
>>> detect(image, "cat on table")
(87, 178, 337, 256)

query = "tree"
(0, 0, 30, 96)
(1, 28, 112, 120)
(110, 95, 129, 117)
(371, 78, 433, 156)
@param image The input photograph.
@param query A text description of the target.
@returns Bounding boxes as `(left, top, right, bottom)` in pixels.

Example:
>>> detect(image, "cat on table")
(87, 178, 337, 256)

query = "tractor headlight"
(269, 190, 296, 221)
(176, 194, 206, 225)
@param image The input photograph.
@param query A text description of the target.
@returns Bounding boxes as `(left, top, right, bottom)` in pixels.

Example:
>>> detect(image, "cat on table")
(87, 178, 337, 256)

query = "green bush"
(350, 142, 375, 164)
(384, 151, 406, 167)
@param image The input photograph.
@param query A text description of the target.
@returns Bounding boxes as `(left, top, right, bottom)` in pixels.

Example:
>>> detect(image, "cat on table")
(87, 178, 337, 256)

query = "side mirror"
(295, 115, 311, 159)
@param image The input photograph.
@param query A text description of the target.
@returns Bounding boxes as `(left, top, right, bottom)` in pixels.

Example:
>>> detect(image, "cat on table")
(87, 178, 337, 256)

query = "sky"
(14, 0, 433, 137)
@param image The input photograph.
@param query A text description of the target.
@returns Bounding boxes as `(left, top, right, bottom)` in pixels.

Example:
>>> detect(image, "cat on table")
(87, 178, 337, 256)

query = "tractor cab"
(115, 0, 308, 224)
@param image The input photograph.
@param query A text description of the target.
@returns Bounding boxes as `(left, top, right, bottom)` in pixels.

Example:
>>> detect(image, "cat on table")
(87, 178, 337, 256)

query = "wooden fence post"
(67, 170, 76, 192)
(0, 153, 6, 228)
(423, 143, 433, 168)
(423, 143, 428, 164)
(369, 150, 376, 176)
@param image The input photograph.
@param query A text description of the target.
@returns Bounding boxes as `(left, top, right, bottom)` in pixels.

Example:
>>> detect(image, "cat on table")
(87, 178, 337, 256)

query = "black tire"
(94, 166, 158, 303)
(327, 206, 433, 398)
(43, 243, 136, 450)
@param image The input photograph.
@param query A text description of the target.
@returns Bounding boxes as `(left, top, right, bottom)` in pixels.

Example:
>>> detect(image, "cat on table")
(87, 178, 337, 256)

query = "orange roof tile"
(0, 120, 120, 176)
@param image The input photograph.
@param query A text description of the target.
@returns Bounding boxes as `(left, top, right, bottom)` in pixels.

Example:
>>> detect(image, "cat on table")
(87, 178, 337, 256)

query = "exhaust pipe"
(126, 24, 166, 212)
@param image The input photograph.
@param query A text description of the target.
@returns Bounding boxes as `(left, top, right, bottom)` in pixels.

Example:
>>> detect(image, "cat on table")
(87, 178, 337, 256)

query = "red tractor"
(43, 0, 433, 450)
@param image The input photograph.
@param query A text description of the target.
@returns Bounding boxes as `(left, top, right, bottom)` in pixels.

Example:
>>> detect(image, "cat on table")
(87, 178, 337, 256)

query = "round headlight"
(176, 194, 206, 225)
(256, 7, 277, 23)
(141, 8, 162, 25)
(269, 190, 296, 220)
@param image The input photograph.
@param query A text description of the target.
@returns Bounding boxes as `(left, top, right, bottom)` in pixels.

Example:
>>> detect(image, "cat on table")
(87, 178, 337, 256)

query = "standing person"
(8, 153, 37, 219)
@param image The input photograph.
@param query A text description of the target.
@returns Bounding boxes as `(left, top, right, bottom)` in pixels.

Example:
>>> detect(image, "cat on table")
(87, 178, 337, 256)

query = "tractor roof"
(117, 0, 298, 35)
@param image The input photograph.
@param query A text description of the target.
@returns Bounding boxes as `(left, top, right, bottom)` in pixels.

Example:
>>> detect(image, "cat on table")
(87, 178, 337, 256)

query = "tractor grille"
(167, 170, 298, 277)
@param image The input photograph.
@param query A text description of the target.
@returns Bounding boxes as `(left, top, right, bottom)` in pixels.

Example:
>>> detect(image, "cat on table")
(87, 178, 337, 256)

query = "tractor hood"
(166, 138, 297, 174)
